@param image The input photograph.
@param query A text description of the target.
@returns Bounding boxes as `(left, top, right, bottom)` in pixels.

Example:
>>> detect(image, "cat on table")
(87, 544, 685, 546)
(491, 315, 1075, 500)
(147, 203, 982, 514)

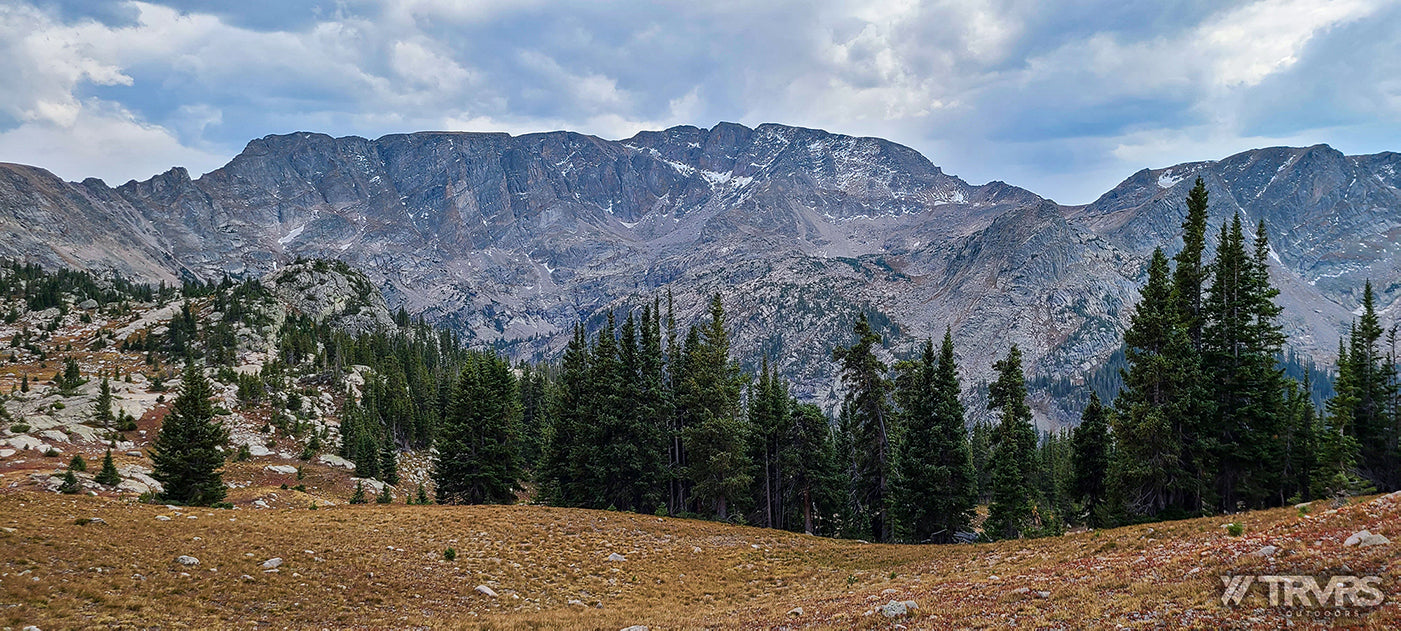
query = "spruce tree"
(833, 313, 893, 541)
(1111, 248, 1198, 517)
(680, 295, 751, 520)
(349, 480, 368, 504)
(69, 453, 87, 472)
(748, 356, 791, 529)
(541, 325, 590, 506)
(95, 449, 121, 486)
(1071, 392, 1111, 525)
(984, 345, 1038, 540)
(782, 402, 841, 535)
(59, 469, 79, 494)
(93, 377, 114, 431)
(150, 363, 229, 506)
(1345, 282, 1399, 490)
(893, 332, 976, 543)
(1173, 177, 1211, 347)
(1202, 216, 1288, 509)
(433, 352, 521, 505)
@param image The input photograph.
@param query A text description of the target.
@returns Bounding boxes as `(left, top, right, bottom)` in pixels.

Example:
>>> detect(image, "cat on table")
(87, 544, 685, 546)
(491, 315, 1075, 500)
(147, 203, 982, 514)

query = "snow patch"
(1157, 172, 1183, 189)
(278, 224, 306, 246)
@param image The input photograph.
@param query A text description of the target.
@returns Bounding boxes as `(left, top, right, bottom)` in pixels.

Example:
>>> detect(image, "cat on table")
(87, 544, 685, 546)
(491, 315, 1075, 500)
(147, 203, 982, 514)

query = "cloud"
(0, 0, 1398, 203)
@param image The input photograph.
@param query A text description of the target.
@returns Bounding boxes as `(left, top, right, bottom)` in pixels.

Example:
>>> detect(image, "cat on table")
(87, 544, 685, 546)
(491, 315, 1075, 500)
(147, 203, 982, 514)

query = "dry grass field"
(0, 488, 1397, 630)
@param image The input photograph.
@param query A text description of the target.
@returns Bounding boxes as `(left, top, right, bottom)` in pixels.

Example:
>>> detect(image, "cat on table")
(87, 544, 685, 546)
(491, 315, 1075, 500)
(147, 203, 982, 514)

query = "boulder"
(1359, 534, 1390, 547)
(39, 430, 69, 444)
(247, 444, 273, 457)
(265, 465, 298, 475)
(175, 555, 200, 566)
(474, 584, 498, 597)
(262, 557, 283, 569)
(317, 453, 355, 470)
(0, 448, 16, 459)
(879, 600, 908, 618)
(620, 627, 649, 631)
(77, 299, 99, 310)
(1254, 545, 1278, 557)
(787, 606, 804, 616)
(607, 552, 627, 562)
(1344, 530, 1372, 546)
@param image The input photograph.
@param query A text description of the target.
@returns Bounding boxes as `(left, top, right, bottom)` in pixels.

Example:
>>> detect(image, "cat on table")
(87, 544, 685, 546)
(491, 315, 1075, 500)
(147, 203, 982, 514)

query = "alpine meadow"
(2, 1, 1400, 629)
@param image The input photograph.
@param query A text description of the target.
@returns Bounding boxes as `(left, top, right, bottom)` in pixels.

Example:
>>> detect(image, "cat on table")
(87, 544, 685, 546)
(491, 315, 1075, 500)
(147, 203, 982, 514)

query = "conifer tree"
(1111, 249, 1198, 517)
(782, 402, 841, 535)
(1344, 282, 1399, 490)
(376, 483, 393, 504)
(69, 453, 87, 472)
(93, 377, 114, 431)
(984, 345, 1038, 540)
(1173, 177, 1211, 347)
(59, 469, 79, 494)
(1071, 392, 1111, 525)
(433, 352, 521, 505)
(833, 313, 893, 541)
(1202, 216, 1287, 509)
(748, 356, 791, 528)
(150, 363, 229, 506)
(680, 294, 751, 520)
(95, 449, 121, 486)
(541, 325, 591, 506)
(349, 480, 367, 504)
(893, 332, 976, 543)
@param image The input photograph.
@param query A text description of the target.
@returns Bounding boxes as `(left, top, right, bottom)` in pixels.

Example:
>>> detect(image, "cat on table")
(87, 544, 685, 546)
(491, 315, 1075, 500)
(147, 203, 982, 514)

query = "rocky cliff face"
(1, 124, 1395, 427)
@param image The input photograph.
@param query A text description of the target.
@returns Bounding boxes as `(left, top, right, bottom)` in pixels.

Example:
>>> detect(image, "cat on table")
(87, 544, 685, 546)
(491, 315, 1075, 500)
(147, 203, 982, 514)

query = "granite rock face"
(1, 124, 1395, 426)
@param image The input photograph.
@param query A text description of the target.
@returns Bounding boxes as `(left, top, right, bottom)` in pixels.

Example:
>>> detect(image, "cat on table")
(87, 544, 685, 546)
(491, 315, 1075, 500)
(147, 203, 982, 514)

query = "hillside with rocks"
(1, 124, 1397, 425)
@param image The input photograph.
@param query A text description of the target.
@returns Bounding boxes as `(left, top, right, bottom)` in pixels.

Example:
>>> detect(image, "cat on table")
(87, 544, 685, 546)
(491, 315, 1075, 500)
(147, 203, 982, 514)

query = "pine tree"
(1202, 216, 1288, 509)
(349, 480, 368, 504)
(748, 356, 791, 529)
(416, 483, 429, 505)
(541, 325, 591, 506)
(376, 483, 393, 504)
(93, 377, 114, 431)
(1346, 282, 1399, 490)
(1071, 392, 1111, 525)
(1111, 248, 1198, 518)
(782, 402, 842, 535)
(680, 294, 751, 520)
(95, 449, 121, 486)
(379, 433, 399, 486)
(893, 332, 976, 543)
(833, 313, 894, 541)
(1173, 177, 1211, 347)
(150, 363, 229, 506)
(59, 469, 79, 494)
(69, 453, 87, 472)
(984, 345, 1038, 540)
(433, 352, 521, 505)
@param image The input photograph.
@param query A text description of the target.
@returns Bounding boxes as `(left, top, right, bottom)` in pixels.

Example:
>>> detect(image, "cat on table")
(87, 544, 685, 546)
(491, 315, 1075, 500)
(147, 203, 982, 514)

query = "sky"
(1, 0, 1398, 205)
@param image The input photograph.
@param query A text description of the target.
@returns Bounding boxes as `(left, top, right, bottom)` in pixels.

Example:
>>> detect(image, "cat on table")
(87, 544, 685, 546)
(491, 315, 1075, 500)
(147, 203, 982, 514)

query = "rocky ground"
(0, 490, 1396, 629)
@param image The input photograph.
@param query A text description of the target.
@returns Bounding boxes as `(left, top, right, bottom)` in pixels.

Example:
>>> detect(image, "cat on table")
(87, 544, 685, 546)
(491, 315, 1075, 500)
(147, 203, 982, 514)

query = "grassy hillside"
(0, 490, 1396, 629)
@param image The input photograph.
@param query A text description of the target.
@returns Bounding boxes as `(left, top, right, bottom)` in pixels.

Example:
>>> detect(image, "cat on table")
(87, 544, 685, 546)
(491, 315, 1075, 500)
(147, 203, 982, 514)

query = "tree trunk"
(803, 487, 813, 535)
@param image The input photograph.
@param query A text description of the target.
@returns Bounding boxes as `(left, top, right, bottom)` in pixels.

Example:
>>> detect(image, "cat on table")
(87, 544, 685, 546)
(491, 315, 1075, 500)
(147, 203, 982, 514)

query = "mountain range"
(2, 122, 1397, 426)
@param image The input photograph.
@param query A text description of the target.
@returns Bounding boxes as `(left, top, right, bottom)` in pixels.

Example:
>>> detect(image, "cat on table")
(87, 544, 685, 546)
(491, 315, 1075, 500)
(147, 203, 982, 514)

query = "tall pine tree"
(150, 363, 229, 506)
(833, 313, 894, 542)
(679, 295, 751, 520)
(433, 352, 521, 505)
(892, 331, 976, 543)
(985, 345, 1038, 540)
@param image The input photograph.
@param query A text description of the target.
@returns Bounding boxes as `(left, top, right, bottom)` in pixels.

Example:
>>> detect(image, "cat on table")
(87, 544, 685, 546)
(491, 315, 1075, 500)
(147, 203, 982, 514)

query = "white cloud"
(0, 101, 226, 183)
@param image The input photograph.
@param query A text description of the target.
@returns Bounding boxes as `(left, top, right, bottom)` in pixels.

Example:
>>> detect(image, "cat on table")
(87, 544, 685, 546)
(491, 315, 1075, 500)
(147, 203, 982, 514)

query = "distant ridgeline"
(1, 195, 1397, 545)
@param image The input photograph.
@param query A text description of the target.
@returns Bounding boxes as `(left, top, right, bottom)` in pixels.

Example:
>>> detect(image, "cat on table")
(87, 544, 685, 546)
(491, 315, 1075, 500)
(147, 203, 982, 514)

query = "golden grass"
(1, 491, 1398, 630)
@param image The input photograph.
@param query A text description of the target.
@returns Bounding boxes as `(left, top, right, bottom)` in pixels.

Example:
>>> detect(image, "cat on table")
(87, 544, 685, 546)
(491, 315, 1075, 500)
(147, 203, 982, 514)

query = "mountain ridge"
(2, 122, 1396, 426)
